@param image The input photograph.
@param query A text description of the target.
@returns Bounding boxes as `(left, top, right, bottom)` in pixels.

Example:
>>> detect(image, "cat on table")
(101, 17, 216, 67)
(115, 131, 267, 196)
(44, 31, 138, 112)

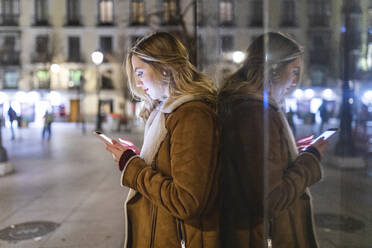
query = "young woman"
(218, 32, 328, 248)
(104, 32, 220, 248)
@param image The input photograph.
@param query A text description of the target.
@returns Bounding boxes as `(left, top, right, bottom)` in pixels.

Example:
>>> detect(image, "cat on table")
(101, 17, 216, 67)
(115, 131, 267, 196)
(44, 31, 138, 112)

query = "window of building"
(4, 71, 18, 89)
(0, 0, 20, 25)
(250, 0, 262, 27)
(34, 35, 49, 62)
(281, 0, 296, 26)
(100, 36, 112, 54)
(219, 0, 233, 26)
(130, 0, 145, 25)
(101, 70, 114, 89)
(66, 0, 81, 25)
(35, 0, 48, 25)
(69, 70, 82, 89)
(98, 0, 114, 25)
(68, 36, 81, 62)
(308, 0, 330, 26)
(36, 70, 50, 89)
(162, 0, 179, 25)
(221, 35, 233, 52)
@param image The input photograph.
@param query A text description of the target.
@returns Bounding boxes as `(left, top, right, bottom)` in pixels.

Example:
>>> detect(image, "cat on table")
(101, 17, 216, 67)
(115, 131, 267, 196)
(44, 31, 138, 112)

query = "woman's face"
(271, 57, 301, 102)
(131, 55, 168, 100)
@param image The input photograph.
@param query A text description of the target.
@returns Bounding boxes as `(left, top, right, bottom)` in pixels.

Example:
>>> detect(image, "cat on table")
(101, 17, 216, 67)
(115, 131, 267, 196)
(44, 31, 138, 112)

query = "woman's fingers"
(311, 138, 330, 157)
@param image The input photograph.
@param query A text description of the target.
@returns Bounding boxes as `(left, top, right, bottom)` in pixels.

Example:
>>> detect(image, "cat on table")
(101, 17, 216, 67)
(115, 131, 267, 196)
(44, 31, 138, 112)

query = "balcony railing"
(32, 52, 52, 63)
(68, 54, 84, 63)
(65, 15, 83, 26)
(0, 15, 19, 26)
(33, 16, 50, 26)
(0, 52, 20, 65)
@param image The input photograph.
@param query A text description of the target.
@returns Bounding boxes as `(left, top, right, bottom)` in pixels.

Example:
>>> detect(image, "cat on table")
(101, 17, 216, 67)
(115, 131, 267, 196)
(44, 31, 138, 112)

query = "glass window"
(308, 0, 331, 26)
(68, 36, 81, 62)
(36, 35, 48, 54)
(250, 0, 262, 26)
(130, 0, 145, 25)
(99, 36, 112, 54)
(221, 35, 233, 52)
(67, 0, 81, 25)
(35, 0, 48, 25)
(219, 0, 233, 25)
(162, 0, 179, 25)
(281, 0, 296, 26)
(4, 71, 18, 89)
(69, 70, 82, 89)
(0, 0, 20, 25)
(98, 0, 114, 24)
(36, 70, 50, 89)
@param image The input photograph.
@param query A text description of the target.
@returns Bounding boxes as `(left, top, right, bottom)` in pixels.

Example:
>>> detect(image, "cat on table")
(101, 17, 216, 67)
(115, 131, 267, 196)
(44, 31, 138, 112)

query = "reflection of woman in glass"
(218, 32, 329, 248)
(105, 32, 220, 248)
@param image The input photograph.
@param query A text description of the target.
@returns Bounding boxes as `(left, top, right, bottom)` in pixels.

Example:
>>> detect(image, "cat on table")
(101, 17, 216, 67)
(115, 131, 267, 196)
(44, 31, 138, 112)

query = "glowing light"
(48, 91, 62, 106)
(91, 51, 104, 65)
(310, 98, 322, 114)
(304, 89, 315, 99)
(15, 91, 27, 103)
(51, 64, 60, 73)
(27, 91, 40, 103)
(232, 51, 246, 64)
(362, 90, 372, 105)
(293, 89, 304, 99)
(0, 92, 8, 104)
(322, 89, 334, 101)
(348, 98, 354, 104)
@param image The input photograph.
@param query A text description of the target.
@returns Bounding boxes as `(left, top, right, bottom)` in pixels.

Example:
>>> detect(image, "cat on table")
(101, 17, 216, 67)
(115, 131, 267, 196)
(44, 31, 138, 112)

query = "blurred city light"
(293, 89, 304, 99)
(91, 51, 104, 65)
(27, 91, 40, 103)
(304, 89, 315, 99)
(0, 92, 8, 104)
(348, 98, 354, 104)
(362, 90, 372, 105)
(15, 91, 27, 103)
(51, 64, 60, 73)
(232, 51, 246, 64)
(322, 88, 335, 101)
(47, 91, 62, 106)
(310, 98, 322, 113)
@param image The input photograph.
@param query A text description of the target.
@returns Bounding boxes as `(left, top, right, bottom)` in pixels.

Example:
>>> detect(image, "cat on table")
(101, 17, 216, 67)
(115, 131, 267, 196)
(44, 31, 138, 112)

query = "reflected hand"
(310, 138, 329, 157)
(105, 139, 130, 163)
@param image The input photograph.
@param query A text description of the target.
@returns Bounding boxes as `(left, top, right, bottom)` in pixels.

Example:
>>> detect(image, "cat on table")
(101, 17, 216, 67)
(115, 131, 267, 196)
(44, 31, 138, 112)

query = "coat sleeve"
(231, 103, 321, 217)
(121, 104, 219, 220)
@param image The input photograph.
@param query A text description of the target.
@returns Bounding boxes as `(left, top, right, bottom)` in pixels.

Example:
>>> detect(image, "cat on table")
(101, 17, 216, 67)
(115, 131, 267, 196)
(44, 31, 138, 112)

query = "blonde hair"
(126, 32, 216, 120)
(220, 32, 303, 96)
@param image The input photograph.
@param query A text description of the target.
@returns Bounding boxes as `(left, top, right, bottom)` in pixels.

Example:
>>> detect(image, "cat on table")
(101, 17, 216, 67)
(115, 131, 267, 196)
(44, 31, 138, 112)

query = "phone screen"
(94, 131, 113, 144)
(310, 129, 338, 144)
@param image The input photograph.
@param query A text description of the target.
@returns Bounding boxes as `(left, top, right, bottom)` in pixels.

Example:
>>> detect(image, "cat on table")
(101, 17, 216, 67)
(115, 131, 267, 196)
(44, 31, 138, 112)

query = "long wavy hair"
(126, 32, 216, 120)
(219, 32, 303, 98)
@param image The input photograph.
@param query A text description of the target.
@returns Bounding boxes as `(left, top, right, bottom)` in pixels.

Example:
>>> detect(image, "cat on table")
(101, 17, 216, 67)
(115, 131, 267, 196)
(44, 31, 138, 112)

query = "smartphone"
(93, 131, 113, 144)
(310, 128, 338, 144)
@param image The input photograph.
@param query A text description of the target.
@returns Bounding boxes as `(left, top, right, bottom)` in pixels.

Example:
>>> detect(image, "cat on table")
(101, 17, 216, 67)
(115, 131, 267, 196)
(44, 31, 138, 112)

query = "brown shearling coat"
(219, 94, 322, 248)
(122, 100, 220, 248)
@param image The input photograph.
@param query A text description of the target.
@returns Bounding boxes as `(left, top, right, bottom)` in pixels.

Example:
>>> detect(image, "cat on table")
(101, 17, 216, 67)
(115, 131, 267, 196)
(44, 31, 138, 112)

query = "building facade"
(0, 0, 370, 126)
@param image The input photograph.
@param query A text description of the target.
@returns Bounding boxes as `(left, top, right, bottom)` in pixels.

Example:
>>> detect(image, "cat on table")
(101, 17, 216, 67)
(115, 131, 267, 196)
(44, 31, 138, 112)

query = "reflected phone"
(310, 128, 338, 144)
(93, 131, 113, 144)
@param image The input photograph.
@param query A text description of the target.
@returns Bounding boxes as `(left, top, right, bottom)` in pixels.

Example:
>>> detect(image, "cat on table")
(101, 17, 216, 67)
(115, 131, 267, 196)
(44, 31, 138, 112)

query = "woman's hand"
(296, 135, 314, 151)
(310, 138, 329, 157)
(105, 139, 131, 163)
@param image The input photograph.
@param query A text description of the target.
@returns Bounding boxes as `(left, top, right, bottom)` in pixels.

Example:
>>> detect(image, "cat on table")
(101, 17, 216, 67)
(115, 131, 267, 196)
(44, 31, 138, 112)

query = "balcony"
(0, 15, 19, 26)
(0, 52, 20, 65)
(308, 16, 330, 27)
(32, 52, 52, 63)
(65, 15, 83, 26)
(33, 16, 50, 26)
(67, 54, 84, 63)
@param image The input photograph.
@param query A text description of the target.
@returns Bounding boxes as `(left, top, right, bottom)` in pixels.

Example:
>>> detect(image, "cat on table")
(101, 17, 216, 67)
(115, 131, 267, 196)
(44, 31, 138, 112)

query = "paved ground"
(0, 122, 371, 247)
(0, 122, 143, 248)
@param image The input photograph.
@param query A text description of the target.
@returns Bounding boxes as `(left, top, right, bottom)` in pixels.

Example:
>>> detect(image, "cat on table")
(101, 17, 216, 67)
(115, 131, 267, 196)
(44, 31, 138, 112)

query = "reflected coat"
(219, 91, 322, 248)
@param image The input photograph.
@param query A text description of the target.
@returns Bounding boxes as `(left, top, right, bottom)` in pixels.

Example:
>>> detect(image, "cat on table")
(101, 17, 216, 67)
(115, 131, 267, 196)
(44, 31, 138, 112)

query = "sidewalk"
(0, 123, 143, 248)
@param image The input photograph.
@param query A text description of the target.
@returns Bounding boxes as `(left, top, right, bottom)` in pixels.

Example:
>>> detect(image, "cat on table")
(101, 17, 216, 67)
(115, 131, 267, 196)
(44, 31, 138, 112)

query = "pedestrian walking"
(103, 32, 220, 248)
(7, 106, 17, 140)
(42, 110, 54, 140)
(318, 100, 329, 134)
(218, 32, 329, 248)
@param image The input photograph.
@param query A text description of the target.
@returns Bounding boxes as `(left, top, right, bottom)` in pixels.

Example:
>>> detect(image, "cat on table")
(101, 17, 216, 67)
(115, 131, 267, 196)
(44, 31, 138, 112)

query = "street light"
(91, 51, 104, 131)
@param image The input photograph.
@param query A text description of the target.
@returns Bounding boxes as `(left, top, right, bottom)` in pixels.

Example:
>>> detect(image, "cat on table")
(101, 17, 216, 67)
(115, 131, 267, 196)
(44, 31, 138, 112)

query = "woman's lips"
(144, 88, 149, 92)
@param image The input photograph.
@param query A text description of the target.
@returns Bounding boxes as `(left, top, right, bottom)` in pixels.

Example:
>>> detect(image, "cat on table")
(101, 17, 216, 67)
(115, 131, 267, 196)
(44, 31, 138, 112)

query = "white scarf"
(122, 95, 199, 248)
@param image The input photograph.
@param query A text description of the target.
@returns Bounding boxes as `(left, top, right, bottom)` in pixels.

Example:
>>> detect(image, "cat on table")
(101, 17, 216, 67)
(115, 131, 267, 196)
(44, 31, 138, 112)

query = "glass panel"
(69, 70, 82, 88)
(99, 0, 113, 23)
(4, 71, 18, 88)
(68, 36, 80, 62)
